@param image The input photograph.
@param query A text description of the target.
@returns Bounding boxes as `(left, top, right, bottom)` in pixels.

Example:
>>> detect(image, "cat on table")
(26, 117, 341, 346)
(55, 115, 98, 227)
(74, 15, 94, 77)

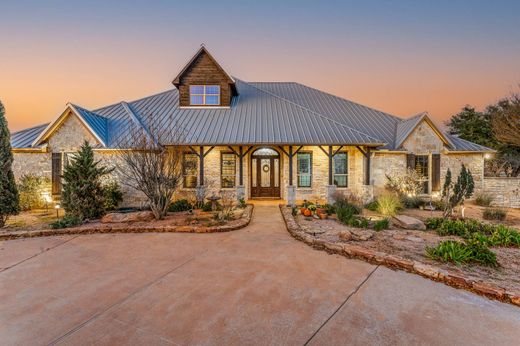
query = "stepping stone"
(393, 215, 426, 231)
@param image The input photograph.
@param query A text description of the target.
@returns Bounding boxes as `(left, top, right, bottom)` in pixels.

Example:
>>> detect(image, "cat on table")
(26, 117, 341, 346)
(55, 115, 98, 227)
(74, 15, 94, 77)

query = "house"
(10, 46, 494, 207)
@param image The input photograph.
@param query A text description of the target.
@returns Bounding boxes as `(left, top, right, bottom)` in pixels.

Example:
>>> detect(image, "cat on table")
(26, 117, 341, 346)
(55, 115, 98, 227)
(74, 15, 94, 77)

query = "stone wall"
(441, 153, 485, 195)
(402, 120, 444, 153)
(12, 152, 52, 180)
(483, 178, 520, 208)
(48, 111, 99, 151)
(371, 152, 407, 196)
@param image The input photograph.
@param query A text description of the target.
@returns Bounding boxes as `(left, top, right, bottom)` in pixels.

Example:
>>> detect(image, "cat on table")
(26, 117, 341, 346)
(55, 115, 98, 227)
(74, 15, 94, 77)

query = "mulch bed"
(0, 205, 254, 240)
(280, 205, 520, 307)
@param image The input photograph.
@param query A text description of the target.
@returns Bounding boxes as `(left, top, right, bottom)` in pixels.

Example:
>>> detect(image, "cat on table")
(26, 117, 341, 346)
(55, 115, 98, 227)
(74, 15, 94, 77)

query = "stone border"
(279, 205, 520, 307)
(0, 205, 254, 241)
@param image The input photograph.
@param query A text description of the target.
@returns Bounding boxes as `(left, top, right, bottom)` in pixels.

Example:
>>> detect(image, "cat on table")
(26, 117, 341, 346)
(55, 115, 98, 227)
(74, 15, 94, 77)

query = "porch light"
(484, 153, 492, 160)
(41, 192, 52, 203)
(55, 204, 60, 219)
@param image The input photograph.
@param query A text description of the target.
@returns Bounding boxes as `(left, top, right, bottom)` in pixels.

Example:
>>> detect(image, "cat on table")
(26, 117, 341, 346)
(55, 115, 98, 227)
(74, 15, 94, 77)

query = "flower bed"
(0, 205, 253, 240)
(280, 205, 520, 307)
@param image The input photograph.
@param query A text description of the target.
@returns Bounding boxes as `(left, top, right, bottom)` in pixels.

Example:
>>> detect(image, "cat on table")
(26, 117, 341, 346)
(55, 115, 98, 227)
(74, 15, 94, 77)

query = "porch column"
(287, 146, 296, 206)
(199, 146, 204, 186)
(365, 147, 371, 185)
(237, 146, 245, 202)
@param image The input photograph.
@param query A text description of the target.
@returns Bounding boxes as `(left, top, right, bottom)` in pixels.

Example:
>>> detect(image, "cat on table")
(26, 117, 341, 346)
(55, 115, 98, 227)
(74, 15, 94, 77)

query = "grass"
(426, 239, 497, 267)
(475, 192, 493, 207)
(376, 194, 402, 216)
(483, 208, 507, 221)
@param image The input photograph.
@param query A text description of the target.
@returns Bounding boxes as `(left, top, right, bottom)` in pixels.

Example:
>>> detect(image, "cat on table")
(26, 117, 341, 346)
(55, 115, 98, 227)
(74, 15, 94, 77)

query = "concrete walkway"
(1, 202, 519, 345)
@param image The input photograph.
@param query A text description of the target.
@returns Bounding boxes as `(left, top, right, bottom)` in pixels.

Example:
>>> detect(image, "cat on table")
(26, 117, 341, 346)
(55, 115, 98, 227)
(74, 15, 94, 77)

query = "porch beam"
(328, 146, 333, 185)
(333, 146, 344, 156)
(203, 146, 215, 158)
(199, 146, 205, 185)
(277, 145, 289, 157)
(365, 147, 371, 185)
(317, 145, 329, 157)
(227, 146, 239, 157)
(356, 145, 367, 157)
(238, 146, 244, 186)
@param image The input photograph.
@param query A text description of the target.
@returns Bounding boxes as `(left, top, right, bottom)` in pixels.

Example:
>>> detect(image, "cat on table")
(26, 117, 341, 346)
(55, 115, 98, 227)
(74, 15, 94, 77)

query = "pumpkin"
(303, 208, 312, 217)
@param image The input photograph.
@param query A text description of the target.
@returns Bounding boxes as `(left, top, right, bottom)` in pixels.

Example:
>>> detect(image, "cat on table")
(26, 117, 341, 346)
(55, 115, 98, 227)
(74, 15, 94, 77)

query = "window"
(183, 153, 198, 188)
(297, 152, 312, 187)
(221, 152, 236, 188)
(189, 85, 220, 105)
(414, 155, 429, 194)
(333, 152, 348, 187)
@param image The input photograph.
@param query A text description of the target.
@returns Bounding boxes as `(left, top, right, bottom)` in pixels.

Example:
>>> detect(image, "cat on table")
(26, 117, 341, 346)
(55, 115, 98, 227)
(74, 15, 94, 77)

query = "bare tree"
(491, 93, 520, 147)
(114, 118, 185, 220)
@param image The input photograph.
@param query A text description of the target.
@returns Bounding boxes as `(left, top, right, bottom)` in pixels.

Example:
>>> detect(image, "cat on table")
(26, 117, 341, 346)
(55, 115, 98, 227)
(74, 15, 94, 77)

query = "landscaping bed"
(280, 205, 520, 306)
(0, 205, 253, 240)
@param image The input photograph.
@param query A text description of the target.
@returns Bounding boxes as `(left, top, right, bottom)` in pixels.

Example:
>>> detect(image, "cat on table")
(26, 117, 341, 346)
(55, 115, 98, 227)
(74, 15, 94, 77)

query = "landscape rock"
(350, 229, 375, 241)
(338, 230, 352, 241)
(392, 215, 426, 231)
(101, 211, 155, 223)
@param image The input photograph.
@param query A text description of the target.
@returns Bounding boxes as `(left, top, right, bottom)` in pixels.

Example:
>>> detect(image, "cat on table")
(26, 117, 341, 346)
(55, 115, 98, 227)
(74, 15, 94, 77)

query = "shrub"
(425, 217, 444, 230)
(50, 214, 82, 229)
(238, 198, 247, 209)
(61, 141, 112, 220)
(168, 199, 192, 212)
(17, 174, 51, 211)
(291, 206, 298, 216)
(103, 181, 123, 211)
(426, 240, 497, 266)
(374, 218, 389, 231)
(376, 194, 402, 216)
(441, 165, 474, 218)
(331, 190, 363, 210)
(385, 169, 424, 196)
(483, 208, 507, 221)
(202, 201, 213, 212)
(364, 200, 378, 212)
(336, 203, 360, 225)
(323, 203, 335, 215)
(437, 219, 469, 237)
(426, 240, 473, 265)
(400, 195, 423, 209)
(348, 217, 370, 228)
(475, 192, 493, 207)
(489, 225, 520, 247)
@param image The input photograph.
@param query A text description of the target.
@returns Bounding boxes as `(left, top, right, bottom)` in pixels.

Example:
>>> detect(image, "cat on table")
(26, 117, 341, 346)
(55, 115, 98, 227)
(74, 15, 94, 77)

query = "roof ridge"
(289, 81, 404, 122)
(120, 101, 157, 145)
(11, 123, 49, 135)
(239, 79, 385, 144)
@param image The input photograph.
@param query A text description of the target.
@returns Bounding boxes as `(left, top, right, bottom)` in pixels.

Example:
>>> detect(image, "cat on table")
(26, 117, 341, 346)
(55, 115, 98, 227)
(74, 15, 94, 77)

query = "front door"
(251, 148, 280, 198)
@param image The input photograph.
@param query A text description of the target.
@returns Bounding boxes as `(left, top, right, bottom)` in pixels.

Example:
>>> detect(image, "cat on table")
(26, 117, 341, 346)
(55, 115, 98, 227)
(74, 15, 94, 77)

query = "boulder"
(101, 211, 155, 223)
(392, 215, 426, 231)
(339, 230, 352, 241)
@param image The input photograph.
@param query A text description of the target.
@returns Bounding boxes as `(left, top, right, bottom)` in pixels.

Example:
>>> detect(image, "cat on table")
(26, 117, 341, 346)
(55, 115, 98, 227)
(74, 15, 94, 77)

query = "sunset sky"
(2, 0, 519, 132)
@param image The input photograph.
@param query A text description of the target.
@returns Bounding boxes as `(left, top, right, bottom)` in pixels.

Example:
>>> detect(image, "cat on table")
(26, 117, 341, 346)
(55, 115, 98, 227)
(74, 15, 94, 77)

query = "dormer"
(172, 46, 238, 107)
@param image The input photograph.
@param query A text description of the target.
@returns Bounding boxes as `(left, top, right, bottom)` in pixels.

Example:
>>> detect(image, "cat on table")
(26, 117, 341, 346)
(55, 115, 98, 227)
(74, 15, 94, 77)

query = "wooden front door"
(251, 150, 280, 198)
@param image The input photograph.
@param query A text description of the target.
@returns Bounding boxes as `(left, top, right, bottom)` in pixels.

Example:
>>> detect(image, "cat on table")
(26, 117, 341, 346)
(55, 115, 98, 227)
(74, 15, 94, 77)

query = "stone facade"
(12, 113, 498, 207)
(483, 178, 520, 208)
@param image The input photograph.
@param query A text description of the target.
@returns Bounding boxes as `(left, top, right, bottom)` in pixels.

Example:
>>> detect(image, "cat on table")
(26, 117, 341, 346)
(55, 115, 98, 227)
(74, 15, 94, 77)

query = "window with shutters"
(414, 155, 429, 194)
(51, 153, 62, 195)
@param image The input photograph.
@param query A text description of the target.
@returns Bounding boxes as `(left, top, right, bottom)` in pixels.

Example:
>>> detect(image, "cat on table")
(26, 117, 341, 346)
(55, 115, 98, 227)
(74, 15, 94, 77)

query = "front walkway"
(1, 202, 519, 345)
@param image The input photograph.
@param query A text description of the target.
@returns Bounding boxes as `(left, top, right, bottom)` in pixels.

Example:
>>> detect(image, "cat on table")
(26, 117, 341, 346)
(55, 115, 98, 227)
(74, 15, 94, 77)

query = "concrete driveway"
(1, 202, 519, 345)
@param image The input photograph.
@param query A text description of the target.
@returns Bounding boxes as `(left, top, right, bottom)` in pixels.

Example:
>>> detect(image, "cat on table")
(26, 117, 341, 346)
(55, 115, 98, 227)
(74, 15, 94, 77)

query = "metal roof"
(10, 79, 493, 152)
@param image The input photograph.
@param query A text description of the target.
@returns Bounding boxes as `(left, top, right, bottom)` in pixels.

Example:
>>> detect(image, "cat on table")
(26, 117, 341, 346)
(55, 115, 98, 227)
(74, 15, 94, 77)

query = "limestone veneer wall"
(483, 178, 520, 208)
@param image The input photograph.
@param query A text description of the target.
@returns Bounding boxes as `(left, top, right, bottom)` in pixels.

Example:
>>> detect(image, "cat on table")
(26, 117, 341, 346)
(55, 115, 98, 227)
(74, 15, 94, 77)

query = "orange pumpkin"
(303, 209, 312, 217)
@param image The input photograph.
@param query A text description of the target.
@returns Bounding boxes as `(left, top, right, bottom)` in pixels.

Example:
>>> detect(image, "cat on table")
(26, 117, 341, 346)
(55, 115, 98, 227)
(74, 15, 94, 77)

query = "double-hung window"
(183, 153, 198, 188)
(333, 152, 348, 187)
(221, 152, 236, 188)
(414, 155, 429, 194)
(189, 85, 220, 106)
(297, 152, 312, 187)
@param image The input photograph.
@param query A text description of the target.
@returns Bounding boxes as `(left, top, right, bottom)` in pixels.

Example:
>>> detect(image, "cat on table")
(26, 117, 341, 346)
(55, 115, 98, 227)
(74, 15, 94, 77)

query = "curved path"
(1, 202, 519, 345)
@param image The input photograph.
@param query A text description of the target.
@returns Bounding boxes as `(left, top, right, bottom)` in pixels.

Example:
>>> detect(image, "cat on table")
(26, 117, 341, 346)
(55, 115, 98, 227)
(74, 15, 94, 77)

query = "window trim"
(182, 152, 199, 188)
(220, 151, 236, 188)
(296, 151, 313, 188)
(189, 85, 221, 106)
(333, 151, 348, 188)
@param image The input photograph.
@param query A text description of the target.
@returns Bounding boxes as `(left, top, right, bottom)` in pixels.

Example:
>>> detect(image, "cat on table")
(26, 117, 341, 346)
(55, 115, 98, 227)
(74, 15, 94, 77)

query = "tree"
(491, 94, 520, 147)
(446, 106, 498, 149)
(61, 141, 112, 220)
(115, 122, 184, 220)
(441, 165, 475, 218)
(0, 100, 20, 227)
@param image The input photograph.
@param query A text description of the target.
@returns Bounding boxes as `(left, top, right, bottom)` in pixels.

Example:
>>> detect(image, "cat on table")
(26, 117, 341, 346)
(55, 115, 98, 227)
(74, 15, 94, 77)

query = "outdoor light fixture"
(484, 153, 492, 160)
(55, 204, 60, 219)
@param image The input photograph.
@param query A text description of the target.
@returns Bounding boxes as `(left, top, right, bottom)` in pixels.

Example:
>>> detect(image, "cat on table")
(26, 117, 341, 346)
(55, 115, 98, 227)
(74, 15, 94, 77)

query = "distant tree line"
(446, 88, 520, 177)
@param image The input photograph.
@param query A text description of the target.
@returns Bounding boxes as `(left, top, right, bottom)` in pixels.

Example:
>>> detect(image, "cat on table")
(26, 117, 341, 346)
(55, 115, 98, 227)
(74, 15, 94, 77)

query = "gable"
(401, 119, 445, 153)
(172, 47, 237, 107)
(46, 110, 100, 152)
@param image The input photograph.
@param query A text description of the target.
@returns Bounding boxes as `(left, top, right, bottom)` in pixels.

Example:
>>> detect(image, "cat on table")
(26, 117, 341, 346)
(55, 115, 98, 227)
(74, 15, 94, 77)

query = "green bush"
(202, 201, 214, 212)
(323, 203, 335, 215)
(426, 240, 497, 266)
(376, 194, 402, 216)
(238, 198, 247, 209)
(17, 174, 52, 211)
(291, 206, 298, 216)
(483, 208, 507, 221)
(336, 203, 360, 225)
(364, 200, 379, 212)
(103, 181, 123, 211)
(168, 199, 192, 212)
(489, 225, 520, 247)
(475, 192, 493, 207)
(50, 214, 82, 229)
(374, 218, 390, 231)
(348, 217, 370, 229)
(401, 195, 423, 209)
(425, 217, 444, 230)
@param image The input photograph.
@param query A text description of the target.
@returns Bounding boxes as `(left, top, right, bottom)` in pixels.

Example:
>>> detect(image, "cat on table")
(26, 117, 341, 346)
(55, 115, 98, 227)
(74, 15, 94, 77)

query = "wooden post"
(288, 146, 293, 186)
(239, 146, 244, 186)
(199, 146, 204, 186)
(328, 145, 333, 185)
(365, 147, 371, 185)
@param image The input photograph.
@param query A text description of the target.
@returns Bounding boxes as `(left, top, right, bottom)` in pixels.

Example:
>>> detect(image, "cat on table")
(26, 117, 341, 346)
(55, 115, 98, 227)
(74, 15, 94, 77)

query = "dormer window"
(189, 85, 220, 106)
